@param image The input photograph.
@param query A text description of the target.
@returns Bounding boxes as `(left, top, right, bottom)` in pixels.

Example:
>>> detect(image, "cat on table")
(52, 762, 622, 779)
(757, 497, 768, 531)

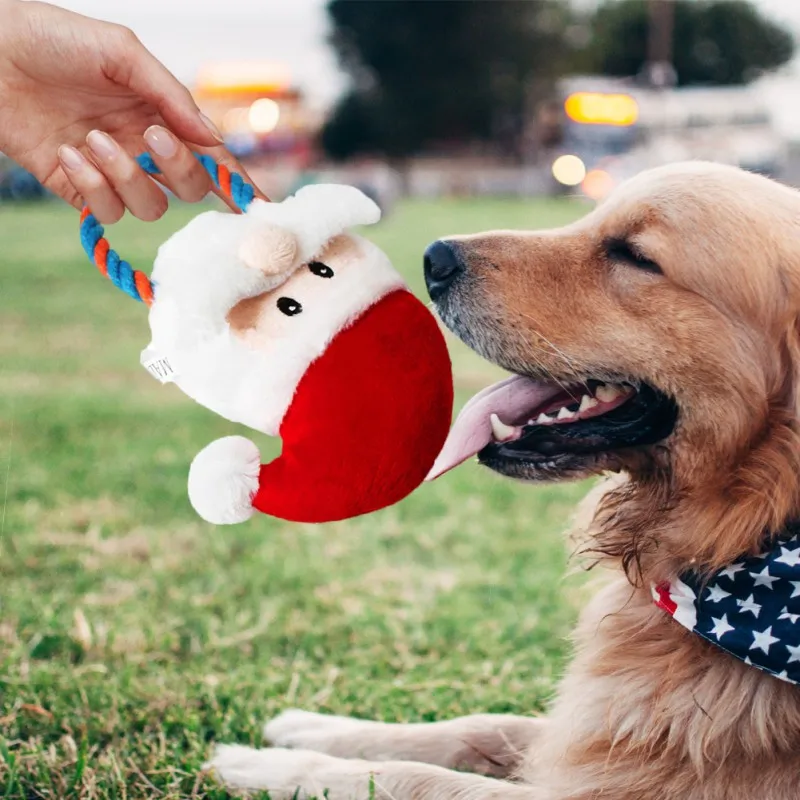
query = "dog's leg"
(207, 745, 538, 799)
(263, 710, 546, 778)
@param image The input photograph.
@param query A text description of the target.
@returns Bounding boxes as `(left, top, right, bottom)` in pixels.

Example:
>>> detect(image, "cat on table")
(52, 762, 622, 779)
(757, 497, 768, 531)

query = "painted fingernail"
(144, 125, 178, 158)
(58, 145, 86, 171)
(199, 112, 224, 143)
(86, 130, 119, 161)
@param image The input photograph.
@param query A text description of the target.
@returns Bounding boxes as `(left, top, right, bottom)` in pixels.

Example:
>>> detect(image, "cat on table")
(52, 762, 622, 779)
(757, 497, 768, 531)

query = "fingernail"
(144, 125, 178, 158)
(86, 130, 119, 161)
(58, 145, 86, 171)
(199, 112, 224, 143)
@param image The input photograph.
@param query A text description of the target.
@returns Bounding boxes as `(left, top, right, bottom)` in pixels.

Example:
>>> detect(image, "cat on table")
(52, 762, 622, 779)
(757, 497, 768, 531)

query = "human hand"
(0, 0, 266, 222)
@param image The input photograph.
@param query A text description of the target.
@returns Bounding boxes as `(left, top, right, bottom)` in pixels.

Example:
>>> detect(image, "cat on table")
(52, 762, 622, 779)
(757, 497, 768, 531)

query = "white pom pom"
(188, 436, 261, 525)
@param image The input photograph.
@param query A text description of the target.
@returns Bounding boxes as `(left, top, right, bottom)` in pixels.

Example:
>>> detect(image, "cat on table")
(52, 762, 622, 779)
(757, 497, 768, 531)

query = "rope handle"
(79, 153, 259, 306)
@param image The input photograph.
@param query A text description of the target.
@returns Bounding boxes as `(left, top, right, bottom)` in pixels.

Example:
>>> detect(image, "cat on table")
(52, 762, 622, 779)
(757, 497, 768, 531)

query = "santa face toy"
(136, 183, 453, 524)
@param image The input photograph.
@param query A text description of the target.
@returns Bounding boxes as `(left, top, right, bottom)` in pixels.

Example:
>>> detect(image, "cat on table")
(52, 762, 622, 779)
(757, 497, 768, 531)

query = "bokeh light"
(564, 92, 639, 127)
(551, 154, 587, 186)
(248, 98, 281, 133)
(581, 169, 615, 200)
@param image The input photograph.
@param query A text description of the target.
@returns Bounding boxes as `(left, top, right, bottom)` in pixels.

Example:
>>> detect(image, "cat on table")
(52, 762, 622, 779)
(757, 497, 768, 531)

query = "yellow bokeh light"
(552, 154, 586, 186)
(582, 169, 615, 201)
(564, 92, 639, 127)
(248, 98, 281, 133)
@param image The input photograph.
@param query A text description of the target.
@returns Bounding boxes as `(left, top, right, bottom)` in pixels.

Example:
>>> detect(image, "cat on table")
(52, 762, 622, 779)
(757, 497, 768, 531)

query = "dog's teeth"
(536, 413, 552, 424)
(596, 384, 623, 403)
(579, 394, 599, 412)
(490, 413, 517, 442)
(556, 406, 576, 421)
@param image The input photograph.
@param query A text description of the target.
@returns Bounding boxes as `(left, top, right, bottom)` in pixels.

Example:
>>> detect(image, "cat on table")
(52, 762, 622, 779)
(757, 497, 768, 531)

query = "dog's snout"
(424, 240, 464, 301)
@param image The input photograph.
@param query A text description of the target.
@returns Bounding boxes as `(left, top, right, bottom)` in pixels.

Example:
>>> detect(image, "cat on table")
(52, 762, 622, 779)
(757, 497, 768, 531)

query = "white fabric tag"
(140, 348, 178, 384)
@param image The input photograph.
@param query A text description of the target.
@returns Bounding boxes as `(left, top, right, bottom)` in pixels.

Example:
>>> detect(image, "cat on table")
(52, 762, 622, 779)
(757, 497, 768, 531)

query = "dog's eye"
(605, 239, 662, 274)
(277, 297, 302, 316)
(309, 261, 334, 278)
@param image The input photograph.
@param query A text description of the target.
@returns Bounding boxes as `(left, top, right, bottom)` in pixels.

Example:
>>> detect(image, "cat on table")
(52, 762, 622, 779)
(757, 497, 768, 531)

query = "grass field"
(0, 195, 590, 798)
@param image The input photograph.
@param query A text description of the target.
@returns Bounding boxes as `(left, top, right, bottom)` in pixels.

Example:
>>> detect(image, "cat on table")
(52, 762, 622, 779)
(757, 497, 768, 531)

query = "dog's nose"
(424, 240, 463, 301)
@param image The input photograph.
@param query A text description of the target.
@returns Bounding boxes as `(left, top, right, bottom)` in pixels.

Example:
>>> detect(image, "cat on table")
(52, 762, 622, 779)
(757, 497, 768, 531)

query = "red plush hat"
(189, 287, 450, 524)
(81, 159, 453, 525)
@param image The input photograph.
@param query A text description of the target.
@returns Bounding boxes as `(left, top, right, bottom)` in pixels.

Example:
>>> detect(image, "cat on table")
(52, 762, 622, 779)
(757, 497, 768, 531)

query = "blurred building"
(189, 64, 800, 203)
(757, 73, 800, 187)
(193, 61, 321, 185)
(543, 75, 788, 199)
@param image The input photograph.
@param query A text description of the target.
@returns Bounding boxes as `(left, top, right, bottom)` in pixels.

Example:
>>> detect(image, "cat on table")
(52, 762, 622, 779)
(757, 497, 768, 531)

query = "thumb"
(116, 31, 222, 147)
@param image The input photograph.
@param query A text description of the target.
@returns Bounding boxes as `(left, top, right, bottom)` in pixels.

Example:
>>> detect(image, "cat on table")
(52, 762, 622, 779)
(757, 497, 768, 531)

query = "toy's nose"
(424, 240, 464, 301)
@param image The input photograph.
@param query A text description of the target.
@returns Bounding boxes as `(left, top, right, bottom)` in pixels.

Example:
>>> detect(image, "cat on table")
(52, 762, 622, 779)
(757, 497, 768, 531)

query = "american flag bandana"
(653, 533, 800, 685)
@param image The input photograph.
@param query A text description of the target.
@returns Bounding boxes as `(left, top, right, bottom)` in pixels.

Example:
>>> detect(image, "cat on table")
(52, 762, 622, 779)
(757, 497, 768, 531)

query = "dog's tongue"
(425, 375, 559, 480)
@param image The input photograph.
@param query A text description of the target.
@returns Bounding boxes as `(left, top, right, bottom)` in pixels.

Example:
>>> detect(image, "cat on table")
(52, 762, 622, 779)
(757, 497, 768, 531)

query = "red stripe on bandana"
(654, 581, 677, 615)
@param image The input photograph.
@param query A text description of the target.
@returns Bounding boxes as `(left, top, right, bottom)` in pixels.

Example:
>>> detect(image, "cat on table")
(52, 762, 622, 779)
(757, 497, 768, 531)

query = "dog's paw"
(264, 709, 365, 749)
(205, 743, 339, 797)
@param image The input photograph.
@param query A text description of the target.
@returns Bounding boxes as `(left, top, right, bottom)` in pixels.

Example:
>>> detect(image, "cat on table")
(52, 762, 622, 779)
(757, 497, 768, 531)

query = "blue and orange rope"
(79, 152, 258, 305)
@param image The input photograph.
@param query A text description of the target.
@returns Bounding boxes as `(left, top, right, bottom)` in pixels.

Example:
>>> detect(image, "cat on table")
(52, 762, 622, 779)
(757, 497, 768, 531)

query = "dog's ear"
(239, 223, 298, 277)
(716, 312, 800, 566)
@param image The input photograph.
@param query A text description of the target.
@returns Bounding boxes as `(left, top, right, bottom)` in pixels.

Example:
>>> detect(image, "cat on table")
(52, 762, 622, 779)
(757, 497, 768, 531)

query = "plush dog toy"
(79, 155, 453, 524)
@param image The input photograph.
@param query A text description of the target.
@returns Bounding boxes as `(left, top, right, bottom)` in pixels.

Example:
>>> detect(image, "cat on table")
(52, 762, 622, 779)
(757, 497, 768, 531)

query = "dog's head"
(428, 162, 800, 576)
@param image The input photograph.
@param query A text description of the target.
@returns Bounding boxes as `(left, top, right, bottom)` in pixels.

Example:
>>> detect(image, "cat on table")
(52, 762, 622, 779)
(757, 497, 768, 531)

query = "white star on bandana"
(710, 615, 735, 639)
(775, 544, 800, 568)
(750, 565, 779, 589)
(779, 607, 800, 624)
(737, 594, 761, 617)
(706, 585, 731, 603)
(787, 644, 800, 664)
(719, 563, 746, 581)
(750, 626, 780, 654)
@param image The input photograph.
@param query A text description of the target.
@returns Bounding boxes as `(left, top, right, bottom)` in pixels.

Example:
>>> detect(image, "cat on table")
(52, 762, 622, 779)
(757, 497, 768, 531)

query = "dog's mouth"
(427, 375, 678, 481)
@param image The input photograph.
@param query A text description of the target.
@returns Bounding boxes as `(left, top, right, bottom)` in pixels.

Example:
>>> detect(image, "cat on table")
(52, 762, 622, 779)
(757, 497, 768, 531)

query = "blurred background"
(2, 3, 800, 794)
(3, 0, 800, 205)
(3, 0, 800, 206)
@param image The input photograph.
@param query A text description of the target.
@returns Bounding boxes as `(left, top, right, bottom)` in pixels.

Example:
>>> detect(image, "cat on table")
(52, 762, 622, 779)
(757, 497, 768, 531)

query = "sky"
(52, 0, 800, 112)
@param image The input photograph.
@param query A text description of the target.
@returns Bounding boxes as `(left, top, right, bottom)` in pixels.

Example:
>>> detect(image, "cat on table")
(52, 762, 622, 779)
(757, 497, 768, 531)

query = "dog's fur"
(209, 162, 800, 798)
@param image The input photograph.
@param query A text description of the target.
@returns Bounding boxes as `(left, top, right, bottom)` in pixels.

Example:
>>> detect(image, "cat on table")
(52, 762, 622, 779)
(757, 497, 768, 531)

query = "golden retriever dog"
(209, 161, 800, 799)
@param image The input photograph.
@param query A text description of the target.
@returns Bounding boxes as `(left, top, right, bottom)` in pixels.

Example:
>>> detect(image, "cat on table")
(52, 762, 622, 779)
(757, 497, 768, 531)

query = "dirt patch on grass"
(24, 496, 131, 531)
(45, 528, 152, 563)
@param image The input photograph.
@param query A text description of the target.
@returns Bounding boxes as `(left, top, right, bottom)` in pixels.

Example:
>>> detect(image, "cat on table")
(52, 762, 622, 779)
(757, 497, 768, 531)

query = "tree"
(321, 0, 577, 162)
(586, 0, 794, 87)
(320, 91, 380, 162)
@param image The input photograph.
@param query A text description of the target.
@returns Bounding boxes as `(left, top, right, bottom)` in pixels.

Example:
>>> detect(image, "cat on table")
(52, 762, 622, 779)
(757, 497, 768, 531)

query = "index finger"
(119, 28, 222, 149)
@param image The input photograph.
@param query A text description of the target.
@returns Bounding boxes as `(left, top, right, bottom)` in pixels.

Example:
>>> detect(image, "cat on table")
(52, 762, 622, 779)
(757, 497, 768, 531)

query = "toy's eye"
(277, 297, 302, 316)
(309, 261, 334, 278)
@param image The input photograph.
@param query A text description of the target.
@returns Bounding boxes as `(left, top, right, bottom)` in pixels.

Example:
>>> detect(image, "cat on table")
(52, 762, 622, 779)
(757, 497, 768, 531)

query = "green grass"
(0, 195, 589, 797)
